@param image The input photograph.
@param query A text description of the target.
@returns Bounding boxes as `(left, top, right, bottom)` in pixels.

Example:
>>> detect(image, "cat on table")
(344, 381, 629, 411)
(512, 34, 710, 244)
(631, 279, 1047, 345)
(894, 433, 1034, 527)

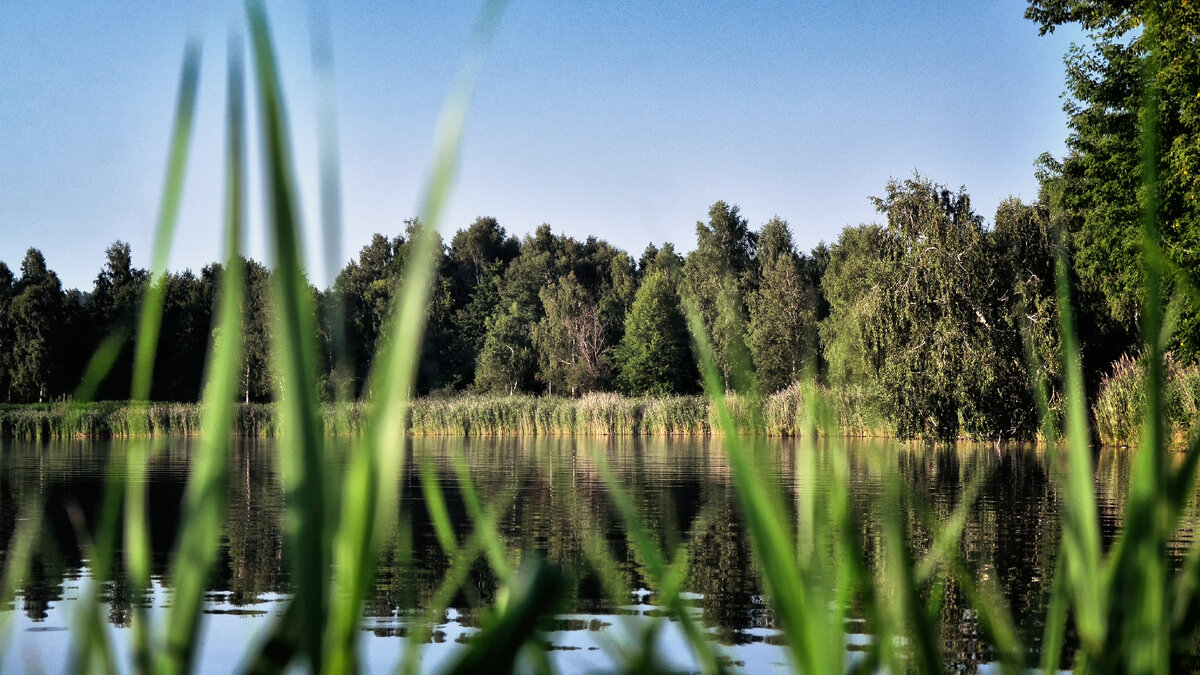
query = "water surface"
(0, 436, 1164, 671)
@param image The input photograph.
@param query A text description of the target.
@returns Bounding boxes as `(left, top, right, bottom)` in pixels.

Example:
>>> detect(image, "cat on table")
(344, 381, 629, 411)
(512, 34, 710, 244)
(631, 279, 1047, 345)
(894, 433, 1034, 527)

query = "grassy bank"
(0, 388, 897, 441)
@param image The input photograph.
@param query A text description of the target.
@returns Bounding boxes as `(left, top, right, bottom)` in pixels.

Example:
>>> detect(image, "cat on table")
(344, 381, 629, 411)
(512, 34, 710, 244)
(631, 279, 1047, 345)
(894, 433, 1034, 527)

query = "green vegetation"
(0, 389, 876, 440)
(1094, 352, 1200, 446)
(0, 1, 1199, 672)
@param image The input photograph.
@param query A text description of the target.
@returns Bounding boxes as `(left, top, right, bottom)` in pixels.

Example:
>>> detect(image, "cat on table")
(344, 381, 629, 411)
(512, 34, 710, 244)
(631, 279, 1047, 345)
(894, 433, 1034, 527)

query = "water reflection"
(0, 436, 1171, 671)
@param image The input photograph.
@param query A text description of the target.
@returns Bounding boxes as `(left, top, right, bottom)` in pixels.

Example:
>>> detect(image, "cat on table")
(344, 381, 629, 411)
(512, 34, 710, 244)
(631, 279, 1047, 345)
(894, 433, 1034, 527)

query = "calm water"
(0, 436, 1176, 672)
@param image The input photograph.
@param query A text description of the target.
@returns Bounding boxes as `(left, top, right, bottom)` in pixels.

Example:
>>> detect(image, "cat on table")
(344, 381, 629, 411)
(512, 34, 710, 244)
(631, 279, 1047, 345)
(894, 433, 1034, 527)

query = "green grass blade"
(1039, 552, 1068, 674)
(442, 560, 563, 675)
(399, 488, 522, 675)
(449, 450, 512, 580)
(1116, 10, 1169, 670)
(308, 0, 353, 402)
(246, 3, 329, 669)
(878, 479, 942, 674)
(947, 553, 1023, 675)
(683, 295, 825, 674)
(1050, 232, 1106, 652)
(587, 447, 726, 675)
(320, 2, 507, 672)
(914, 472, 984, 584)
(161, 33, 246, 675)
(0, 499, 42, 664)
(419, 453, 461, 557)
(106, 36, 203, 675)
(72, 331, 129, 406)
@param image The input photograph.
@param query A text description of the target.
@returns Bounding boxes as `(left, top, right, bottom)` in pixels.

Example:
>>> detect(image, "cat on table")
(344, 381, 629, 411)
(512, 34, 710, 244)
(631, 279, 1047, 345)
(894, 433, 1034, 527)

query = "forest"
(1, 0, 1198, 442)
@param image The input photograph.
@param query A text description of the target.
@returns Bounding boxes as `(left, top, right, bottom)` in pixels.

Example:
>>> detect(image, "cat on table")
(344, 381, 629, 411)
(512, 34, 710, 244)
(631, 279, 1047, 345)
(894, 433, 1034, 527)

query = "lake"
(0, 436, 1177, 672)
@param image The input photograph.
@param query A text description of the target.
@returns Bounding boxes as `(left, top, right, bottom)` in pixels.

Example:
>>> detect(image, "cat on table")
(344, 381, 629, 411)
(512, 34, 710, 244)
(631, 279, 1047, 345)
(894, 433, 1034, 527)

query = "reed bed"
(11, 377, 1187, 444)
(1094, 352, 1200, 447)
(0, 401, 372, 440)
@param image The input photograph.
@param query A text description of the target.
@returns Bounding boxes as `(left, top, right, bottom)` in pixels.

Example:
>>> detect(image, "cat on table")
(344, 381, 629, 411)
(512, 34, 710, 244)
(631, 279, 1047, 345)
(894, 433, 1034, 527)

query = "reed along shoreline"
(4, 374, 1194, 446)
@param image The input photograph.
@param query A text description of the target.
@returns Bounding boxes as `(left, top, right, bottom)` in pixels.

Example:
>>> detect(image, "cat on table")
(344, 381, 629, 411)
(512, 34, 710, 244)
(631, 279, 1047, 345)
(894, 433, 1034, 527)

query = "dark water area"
(0, 436, 1186, 672)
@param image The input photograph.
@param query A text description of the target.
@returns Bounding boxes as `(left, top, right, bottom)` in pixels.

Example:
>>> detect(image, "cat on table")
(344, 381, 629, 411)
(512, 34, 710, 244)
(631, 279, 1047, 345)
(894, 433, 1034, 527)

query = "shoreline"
(3, 388, 1188, 446)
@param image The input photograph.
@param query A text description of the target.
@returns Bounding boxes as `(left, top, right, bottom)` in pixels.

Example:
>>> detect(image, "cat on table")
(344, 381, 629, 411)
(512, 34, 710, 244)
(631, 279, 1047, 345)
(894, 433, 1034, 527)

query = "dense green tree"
(683, 201, 757, 390)
(445, 217, 520, 385)
(823, 177, 1039, 440)
(448, 216, 519, 292)
(615, 269, 696, 395)
(417, 252, 460, 394)
(638, 243, 660, 276)
(0, 263, 13, 401)
(153, 270, 215, 401)
(470, 225, 565, 393)
(480, 224, 627, 393)
(598, 251, 638, 348)
(242, 259, 274, 403)
(91, 241, 149, 400)
(534, 273, 611, 395)
(474, 302, 535, 394)
(57, 289, 92, 397)
(820, 224, 893, 415)
(92, 241, 147, 329)
(499, 224, 563, 313)
(9, 249, 64, 402)
(646, 242, 684, 278)
(990, 197, 1063, 434)
(747, 218, 817, 393)
(333, 232, 405, 392)
(456, 264, 503, 356)
(1028, 0, 1200, 360)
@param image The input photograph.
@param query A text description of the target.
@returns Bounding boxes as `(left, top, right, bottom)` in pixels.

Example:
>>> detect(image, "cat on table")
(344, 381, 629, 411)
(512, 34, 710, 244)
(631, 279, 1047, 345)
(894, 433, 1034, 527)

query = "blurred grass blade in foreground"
(161, 32, 247, 675)
(247, 2, 330, 669)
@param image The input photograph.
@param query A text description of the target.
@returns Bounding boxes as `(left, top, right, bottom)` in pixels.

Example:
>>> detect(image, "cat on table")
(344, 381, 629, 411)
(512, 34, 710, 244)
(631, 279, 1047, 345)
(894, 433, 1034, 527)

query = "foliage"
(534, 272, 611, 395)
(8, 250, 64, 403)
(1027, 0, 1200, 361)
(474, 301, 535, 394)
(683, 201, 757, 390)
(747, 218, 817, 394)
(1094, 351, 1200, 447)
(821, 177, 1052, 441)
(615, 269, 697, 396)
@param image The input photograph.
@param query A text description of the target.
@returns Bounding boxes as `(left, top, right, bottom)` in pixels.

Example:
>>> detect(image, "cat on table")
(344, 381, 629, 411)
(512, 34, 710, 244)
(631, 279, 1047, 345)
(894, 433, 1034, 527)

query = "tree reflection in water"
(0, 436, 1172, 670)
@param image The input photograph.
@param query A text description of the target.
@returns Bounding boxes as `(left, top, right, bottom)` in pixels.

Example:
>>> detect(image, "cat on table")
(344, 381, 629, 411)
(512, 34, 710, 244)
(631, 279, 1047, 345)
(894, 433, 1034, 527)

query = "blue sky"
(0, 1, 1083, 290)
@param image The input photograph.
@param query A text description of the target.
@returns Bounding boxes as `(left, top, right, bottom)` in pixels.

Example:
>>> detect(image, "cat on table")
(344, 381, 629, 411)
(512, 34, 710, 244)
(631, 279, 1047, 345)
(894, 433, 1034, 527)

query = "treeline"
(1, 171, 1194, 442)
(1, 0, 1196, 441)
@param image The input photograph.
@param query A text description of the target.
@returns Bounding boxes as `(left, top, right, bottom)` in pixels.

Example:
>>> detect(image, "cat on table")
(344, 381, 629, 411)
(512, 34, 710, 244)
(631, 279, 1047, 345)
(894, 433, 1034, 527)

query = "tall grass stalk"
(0, 499, 41, 665)
(124, 37, 202, 674)
(161, 33, 246, 674)
(1034, 8, 1200, 672)
(586, 447, 726, 673)
(321, 1, 506, 672)
(245, 3, 331, 669)
(684, 297, 847, 673)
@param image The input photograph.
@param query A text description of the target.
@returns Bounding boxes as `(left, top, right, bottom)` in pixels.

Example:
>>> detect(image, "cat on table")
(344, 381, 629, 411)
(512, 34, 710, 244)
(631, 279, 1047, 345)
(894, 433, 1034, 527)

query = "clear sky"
(0, 1, 1084, 290)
